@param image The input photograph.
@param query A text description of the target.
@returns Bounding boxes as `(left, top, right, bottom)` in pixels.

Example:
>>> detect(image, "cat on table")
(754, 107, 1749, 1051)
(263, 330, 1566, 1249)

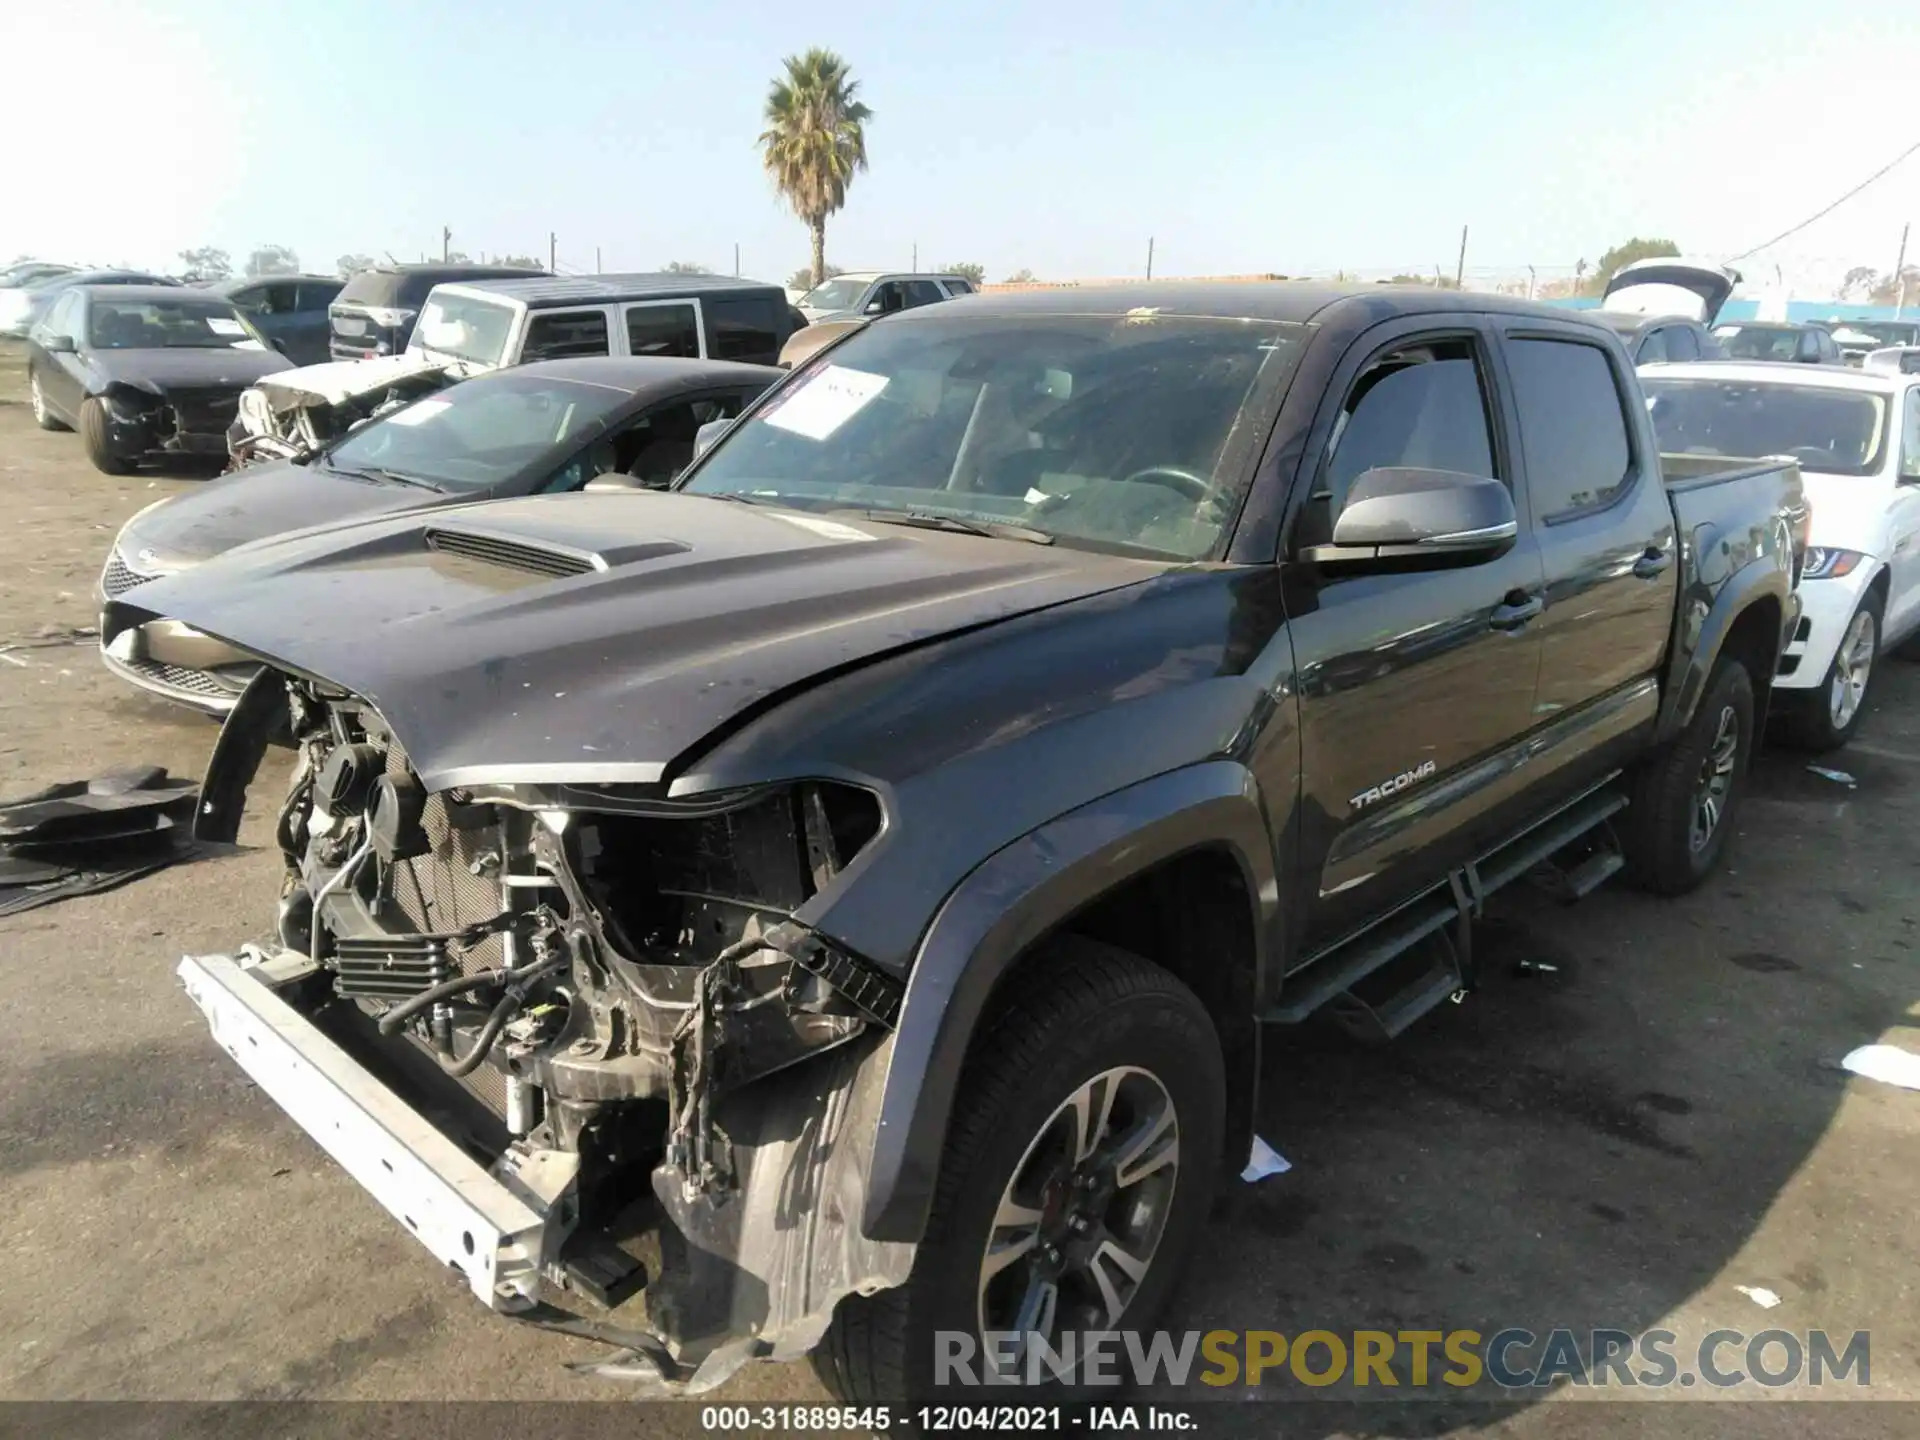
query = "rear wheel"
(813, 938, 1224, 1404)
(1621, 657, 1754, 896)
(1779, 594, 1880, 752)
(29, 369, 68, 431)
(79, 398, 135, 475)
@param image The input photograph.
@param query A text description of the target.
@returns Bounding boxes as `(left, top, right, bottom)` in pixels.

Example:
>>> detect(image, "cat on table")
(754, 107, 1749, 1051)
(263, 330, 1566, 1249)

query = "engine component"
(315, 743, 384, 815)
(369, 772, 429, 860)
(331, 934, 455, 1001)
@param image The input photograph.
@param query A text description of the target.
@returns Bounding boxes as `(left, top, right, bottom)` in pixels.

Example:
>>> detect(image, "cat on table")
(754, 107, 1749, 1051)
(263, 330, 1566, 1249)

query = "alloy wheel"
(1829, 608, 1876, 731)
(977, 1065, 1180, 1378)
(1690, 703, 1739, 853)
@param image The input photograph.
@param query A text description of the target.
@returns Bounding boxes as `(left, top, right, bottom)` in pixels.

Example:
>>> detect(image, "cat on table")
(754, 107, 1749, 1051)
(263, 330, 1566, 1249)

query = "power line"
(1731, 137, 1920, 261)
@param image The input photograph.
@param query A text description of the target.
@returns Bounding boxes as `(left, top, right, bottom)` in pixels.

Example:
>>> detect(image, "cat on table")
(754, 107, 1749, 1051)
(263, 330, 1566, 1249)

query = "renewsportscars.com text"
(936, 1327, 1872, 1391)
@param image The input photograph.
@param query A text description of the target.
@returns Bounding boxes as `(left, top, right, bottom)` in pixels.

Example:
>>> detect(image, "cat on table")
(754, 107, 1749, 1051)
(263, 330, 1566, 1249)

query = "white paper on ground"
(1841, 1044, 1920, 1091)
(763, 365, 888, 440)
(1240, 1135, 1292, 1182)
(1735, 1285, 1782, 1309)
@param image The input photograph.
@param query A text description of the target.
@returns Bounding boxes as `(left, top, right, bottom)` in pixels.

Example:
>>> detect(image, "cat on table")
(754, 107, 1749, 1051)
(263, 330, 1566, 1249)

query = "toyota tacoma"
(110, 284, 1807, 1401)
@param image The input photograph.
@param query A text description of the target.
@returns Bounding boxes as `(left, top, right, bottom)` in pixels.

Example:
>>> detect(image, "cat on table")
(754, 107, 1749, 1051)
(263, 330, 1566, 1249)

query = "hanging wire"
(1730, 138, 1920, 261)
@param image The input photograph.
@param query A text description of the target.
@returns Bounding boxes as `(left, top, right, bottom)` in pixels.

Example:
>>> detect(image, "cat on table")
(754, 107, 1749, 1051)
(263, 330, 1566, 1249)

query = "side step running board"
(1264, 780, 1628, 1030)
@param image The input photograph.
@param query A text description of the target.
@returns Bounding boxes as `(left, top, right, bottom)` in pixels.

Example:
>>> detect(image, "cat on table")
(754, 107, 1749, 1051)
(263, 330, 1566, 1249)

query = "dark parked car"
(99, 356, 781, 711)
(1589, 310, 1724, 364)
(213, 274, 345, 365)
(1713, 320, 1844, 365)
(27, 286, 293, 474)
(328, 262, 550, 361)
(4, 267, 177, 337)
(124, 284, 1805, 1401)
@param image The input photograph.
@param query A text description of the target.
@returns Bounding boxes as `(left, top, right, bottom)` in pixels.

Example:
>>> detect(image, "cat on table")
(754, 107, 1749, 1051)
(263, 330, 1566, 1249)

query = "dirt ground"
(0, 339, 1915, 1439)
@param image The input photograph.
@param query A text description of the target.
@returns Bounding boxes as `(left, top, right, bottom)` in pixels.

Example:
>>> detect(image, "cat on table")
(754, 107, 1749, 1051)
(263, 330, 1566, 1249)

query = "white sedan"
(1644, 360, 1920, 750)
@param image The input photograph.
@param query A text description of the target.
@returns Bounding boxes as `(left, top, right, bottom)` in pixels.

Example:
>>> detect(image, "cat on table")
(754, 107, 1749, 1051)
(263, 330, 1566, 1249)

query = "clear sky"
(12, 0, 1920, 290)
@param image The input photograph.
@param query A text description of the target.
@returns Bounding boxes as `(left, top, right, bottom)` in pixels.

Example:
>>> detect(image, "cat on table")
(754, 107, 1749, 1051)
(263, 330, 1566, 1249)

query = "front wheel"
(79, 397, 136, 475)
(1621, 657, 1754, 896)
(1779, 595, 1880, 752)
(813, 939, 1225, 1404)
(29, 369, 69, 431)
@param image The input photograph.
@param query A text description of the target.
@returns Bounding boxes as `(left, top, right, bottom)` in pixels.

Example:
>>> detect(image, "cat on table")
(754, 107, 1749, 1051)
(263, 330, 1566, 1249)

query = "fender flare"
(858, 760, 1280, 1243)
(1654, 552, 1793, 744)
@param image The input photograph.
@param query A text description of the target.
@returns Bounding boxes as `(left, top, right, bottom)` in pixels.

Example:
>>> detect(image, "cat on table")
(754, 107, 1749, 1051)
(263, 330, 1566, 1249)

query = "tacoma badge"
(1349, 759, 1437, 812)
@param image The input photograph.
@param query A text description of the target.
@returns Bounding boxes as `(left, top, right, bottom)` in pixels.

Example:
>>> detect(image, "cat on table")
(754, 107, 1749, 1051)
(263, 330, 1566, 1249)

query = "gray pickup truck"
(112, 283, 1806, 1403)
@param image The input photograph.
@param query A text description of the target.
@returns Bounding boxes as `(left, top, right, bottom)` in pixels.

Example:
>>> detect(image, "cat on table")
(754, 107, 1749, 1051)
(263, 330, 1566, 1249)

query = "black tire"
(79, 397, 135, 474)
(28, 368, 69, 431)
(813, 938, 1225, 1406)
(1620, 657, 1754, 896)
(1778, 591, 1881, 752)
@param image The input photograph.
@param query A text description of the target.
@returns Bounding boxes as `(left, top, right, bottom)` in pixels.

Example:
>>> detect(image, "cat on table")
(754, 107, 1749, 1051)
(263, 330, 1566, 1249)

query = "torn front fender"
(583, 1032, 915, 1393)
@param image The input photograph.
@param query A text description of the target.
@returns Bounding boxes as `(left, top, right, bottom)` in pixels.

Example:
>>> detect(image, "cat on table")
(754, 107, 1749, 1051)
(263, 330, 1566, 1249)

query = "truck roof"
(890, 280, 1609, 329)
(451, 273, 785, 306)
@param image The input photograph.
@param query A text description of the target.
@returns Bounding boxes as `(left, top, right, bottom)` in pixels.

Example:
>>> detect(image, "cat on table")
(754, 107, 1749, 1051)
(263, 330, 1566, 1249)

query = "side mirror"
(1306, 467, 1517, 571)
(270, 337, 290, 357)
(864, 298, 884, 315)
(692, 417, 731, 460)
(43, 334, 75, 354)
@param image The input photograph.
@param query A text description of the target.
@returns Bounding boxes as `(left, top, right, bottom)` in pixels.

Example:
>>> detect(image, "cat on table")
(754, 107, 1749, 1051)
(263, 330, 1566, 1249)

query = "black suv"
(328, 262, 549, 360)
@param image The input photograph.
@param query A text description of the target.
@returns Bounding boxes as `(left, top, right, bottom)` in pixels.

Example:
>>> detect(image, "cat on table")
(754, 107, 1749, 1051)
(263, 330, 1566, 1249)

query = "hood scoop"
(422, 524, 689, 579)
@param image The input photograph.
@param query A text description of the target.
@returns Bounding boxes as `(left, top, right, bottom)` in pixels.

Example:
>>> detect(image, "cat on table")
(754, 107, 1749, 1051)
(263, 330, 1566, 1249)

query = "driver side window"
(1304, 336, 1499, 546)
(1901, 390, 1920, 480)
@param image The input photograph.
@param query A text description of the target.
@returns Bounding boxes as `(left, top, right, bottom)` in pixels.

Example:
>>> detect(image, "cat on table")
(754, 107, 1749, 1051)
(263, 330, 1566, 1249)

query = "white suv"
(1644, 360, 1920, 749)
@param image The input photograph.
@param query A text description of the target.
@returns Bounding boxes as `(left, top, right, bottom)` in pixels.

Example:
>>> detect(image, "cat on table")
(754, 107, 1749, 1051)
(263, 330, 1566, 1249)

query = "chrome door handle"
(1632, 546, 1673, 579)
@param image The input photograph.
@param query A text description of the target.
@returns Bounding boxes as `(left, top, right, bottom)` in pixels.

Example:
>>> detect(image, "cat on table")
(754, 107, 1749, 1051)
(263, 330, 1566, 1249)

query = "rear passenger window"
(706, 296, 780, 362)
(625, 303, 700, 358)
(904, 280, 946, 307)
(1319, 338, 1498, 519)
(522, 310, 609, 361)
(1507, 338, 1633, 519)
(1665, 325, 1701, 362)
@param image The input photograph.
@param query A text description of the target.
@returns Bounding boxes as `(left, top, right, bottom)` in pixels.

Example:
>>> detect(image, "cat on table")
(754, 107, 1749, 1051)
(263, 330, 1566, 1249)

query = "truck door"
(1495, 322, 1677, 735)
(1284, 318, 1547, 955)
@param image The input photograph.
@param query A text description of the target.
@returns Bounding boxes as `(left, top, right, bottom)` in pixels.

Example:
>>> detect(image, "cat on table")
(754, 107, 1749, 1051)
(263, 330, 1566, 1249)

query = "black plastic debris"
(0, 767, 200, 916)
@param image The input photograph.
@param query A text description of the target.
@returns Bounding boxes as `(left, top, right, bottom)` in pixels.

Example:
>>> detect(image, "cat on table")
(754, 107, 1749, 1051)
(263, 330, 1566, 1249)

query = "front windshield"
(681, 312, 1308, 558)
(410, 292, 516, 365)
(800, 277, 872, 311)
(1712, 325, 1804, 361)
(88, 298, 265, 350)
(1645, 378, 1890, 477)
(323, 373, 631, 492)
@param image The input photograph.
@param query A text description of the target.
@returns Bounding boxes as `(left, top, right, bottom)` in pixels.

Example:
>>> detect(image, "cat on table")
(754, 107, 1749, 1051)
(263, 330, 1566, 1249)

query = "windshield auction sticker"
(763, 364, 889, 440)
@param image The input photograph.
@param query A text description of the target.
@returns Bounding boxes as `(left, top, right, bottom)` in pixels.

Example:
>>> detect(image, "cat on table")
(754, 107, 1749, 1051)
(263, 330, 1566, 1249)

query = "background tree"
(1002, 268, 1037, 284)
(663, 260, 712, 274)
(245, 245, 300, 277)
(1871, 267, 1920, 306)
(788, 263, 844, 291)
(1589, 238, 1679, 294)
(497, 254, 541, 269)
(335, 253, 375, 277)
(939, 261, 985, 286)
(1840, 265, 1878, 301)
(177, 246, 231, 281)
(759, 49, 872, 288)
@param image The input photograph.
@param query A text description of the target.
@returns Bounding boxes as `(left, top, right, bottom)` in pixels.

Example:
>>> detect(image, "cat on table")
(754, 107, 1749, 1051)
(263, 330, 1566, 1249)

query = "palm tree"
(759, 49, 872, 288)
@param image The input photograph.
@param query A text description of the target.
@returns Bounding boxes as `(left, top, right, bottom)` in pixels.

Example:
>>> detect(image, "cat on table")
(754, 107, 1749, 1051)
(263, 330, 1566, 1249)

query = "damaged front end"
(182, 672, 914, 1390)
(99, 381, 237, 459)
(227, 357, 462, 468)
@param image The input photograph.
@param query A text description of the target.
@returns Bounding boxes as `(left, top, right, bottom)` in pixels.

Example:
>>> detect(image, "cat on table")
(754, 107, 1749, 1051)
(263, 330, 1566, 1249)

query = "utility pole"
(1146, 237, 1155, 279)
(734, 243, 740, 277)
(1454, 226, 1468, 289)
(549, 232, 557, 271)
(1527, 264, 1537, 300)
(1894, 222, 1910, 319)
(595, 246, 602, 272)
(442, 226, 451, 262)
(911, 242, 917, 271)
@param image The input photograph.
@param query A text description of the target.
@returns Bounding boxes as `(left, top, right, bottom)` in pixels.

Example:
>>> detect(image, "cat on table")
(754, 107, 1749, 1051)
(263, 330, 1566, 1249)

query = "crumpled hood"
(248, 351, 462, 409)
(109, 492, 1168, 790)
(118, 461, 439, 570)
(93, 346, 292, 392)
